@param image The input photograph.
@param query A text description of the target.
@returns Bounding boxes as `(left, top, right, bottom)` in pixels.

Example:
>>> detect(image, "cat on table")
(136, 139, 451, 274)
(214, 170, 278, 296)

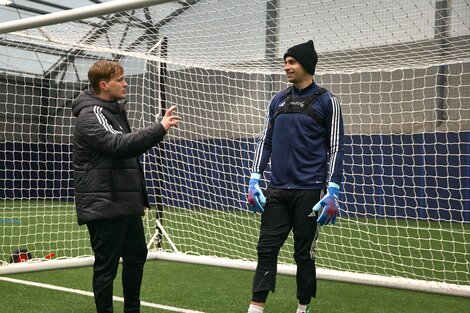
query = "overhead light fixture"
(0, 0, 13, 6)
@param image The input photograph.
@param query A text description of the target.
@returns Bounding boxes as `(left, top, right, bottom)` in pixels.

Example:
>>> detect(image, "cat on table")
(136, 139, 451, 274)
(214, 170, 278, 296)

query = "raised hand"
(161, 105, 181, 130)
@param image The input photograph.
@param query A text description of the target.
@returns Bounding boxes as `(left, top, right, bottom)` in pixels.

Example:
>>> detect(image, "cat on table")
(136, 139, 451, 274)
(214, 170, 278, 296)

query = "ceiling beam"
(26, 0, 72, 11)
(5, 3, 51, 15)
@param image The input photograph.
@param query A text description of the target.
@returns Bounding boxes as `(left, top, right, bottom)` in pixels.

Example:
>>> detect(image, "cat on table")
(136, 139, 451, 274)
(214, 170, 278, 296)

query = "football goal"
(0, 0, 469, 297)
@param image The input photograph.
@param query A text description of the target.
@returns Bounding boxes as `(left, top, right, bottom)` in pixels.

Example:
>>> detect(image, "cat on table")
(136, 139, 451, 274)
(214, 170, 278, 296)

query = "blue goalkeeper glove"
(310, 182, 340, 225)
(247, 173, 266, 213)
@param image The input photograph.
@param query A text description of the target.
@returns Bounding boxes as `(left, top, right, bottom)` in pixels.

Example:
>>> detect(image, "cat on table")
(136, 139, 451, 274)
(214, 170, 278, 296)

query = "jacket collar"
(291, 81, 317, 96)
(72, 90, 127, 117)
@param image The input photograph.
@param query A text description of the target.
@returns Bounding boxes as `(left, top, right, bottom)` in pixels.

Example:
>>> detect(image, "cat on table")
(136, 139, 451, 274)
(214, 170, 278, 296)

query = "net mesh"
(1, 0, 469, 289)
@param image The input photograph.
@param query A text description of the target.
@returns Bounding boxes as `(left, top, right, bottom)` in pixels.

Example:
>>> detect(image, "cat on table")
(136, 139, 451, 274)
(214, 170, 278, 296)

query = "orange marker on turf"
(44, 253, 56, 259)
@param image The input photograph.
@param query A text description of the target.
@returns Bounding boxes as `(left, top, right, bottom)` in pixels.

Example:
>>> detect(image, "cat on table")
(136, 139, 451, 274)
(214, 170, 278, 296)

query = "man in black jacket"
(72, 60, 180, 313)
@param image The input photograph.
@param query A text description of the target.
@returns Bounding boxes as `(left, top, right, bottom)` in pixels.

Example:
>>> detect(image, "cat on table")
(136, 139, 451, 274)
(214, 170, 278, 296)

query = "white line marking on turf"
(0, 276, 206, 313)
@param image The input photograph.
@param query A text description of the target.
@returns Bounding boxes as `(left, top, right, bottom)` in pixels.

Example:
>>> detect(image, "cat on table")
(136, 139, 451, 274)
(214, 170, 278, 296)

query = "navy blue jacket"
(251, 82, 344, 189)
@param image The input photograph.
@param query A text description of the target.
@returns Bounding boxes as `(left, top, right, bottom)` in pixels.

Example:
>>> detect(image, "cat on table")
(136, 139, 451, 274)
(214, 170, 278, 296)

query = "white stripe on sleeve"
(93, 106, 122, 134)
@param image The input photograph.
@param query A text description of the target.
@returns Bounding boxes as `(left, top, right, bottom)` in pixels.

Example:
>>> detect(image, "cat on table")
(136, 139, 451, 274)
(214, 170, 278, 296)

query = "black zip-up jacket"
(71, 90, 167, 225)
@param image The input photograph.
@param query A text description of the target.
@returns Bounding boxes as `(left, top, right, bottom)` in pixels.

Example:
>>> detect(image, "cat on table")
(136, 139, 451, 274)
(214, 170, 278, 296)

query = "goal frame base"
(1, 251, 468, 298)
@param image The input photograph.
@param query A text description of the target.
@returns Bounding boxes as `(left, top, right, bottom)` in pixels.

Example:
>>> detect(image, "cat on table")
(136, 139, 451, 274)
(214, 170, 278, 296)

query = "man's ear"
(98, 80, 108, 92)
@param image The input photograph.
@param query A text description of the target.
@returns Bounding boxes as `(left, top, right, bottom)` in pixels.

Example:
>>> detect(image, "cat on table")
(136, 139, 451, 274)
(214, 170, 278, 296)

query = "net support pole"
(435, 0, 450, 127)
(0, 0, 175, 34)
(265, 0, 279, 60)
(265, 0, 280, 98)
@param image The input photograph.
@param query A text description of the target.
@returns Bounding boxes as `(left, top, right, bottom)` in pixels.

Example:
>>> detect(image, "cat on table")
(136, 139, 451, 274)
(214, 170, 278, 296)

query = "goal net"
(0, 0, 469, 296)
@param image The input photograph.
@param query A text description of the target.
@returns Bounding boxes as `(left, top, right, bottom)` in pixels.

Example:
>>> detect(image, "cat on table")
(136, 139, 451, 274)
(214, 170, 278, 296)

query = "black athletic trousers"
(252, 188, 321, 305)
(87, 215, 148, 313)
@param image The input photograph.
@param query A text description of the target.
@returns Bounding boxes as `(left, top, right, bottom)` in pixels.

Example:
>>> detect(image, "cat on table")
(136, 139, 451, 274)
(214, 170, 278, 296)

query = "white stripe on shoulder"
(93, 106, 122, 134)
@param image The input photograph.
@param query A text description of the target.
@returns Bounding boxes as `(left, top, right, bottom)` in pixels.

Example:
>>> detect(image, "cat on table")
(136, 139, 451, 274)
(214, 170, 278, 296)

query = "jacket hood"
(72, 90, 125, 117)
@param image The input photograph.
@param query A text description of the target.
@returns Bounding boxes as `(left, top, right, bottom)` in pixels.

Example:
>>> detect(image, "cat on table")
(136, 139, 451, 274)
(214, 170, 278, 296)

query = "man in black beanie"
(284, 39, 318, 75)
(246, 40, 345, 313)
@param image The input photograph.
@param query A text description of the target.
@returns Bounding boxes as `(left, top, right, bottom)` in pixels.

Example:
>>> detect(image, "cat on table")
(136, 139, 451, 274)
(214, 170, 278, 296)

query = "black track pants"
(87, 215, 148, 313)
(252, 188, 321, 304)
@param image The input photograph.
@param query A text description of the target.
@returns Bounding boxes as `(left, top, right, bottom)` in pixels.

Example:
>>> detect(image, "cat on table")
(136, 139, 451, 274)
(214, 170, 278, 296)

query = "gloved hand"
(310, 182, 340, 225)
(247, 173, 266, 213)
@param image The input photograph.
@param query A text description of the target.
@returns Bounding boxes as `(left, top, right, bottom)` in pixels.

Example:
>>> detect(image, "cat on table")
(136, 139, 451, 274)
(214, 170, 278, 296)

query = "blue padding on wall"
(1, 132, 469, 221)
(342, 132, 470, 222)
(1, 142, 74, 200)
(144, 138, 257, 212)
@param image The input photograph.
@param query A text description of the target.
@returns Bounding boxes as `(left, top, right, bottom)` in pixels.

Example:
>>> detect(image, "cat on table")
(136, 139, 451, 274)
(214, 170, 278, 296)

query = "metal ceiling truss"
(0, 0, 202, 80)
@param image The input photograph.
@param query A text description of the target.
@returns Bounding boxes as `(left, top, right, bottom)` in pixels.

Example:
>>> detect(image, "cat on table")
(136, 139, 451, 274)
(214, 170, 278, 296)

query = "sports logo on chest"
(272, 86, 328, 126)
(289, 101, 306, 108)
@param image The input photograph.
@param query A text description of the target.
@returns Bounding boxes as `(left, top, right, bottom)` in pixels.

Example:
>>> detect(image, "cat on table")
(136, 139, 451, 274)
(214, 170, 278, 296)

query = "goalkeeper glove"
(247, 173, 266, 213)
(310, 182, 340, 225)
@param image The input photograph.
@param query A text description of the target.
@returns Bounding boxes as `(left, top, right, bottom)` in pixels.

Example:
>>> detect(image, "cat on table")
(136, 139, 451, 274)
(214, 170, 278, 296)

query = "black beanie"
(283, 40, 318, 75)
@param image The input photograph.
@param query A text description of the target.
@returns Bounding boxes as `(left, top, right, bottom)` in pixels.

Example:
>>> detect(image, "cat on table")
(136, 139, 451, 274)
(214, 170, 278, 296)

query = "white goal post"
(0, 0, 469, 298)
